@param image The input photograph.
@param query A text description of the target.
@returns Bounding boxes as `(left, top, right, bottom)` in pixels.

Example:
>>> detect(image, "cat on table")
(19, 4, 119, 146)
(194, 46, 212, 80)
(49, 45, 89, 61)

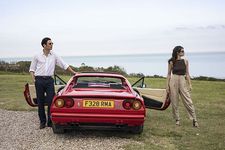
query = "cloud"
(206, 25, 217, 30)
(175, 24, 225, 31)
(221, 25, 225, 29)
(175, 27, 190, 30)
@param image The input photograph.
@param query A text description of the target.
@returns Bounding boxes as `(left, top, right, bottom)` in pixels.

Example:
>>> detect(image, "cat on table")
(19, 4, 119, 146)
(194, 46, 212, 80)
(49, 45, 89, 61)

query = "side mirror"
(55, 80, 64, 85)
(142, 83, 147, 88)
(137, 83, 147, 88)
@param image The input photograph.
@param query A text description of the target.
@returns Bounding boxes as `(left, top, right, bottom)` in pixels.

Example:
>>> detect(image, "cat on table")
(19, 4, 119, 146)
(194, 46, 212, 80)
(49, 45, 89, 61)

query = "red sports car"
(24, 73, 170, 134)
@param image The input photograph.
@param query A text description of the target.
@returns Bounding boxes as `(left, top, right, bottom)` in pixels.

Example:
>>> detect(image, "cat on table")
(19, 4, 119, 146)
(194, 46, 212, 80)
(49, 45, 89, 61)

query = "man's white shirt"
(29, 51, 69, 76)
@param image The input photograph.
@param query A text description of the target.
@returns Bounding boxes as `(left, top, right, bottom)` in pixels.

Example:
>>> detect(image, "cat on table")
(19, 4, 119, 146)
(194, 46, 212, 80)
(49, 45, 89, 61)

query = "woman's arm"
(166, 61, 172, 93)
(185, 59, 192, 90)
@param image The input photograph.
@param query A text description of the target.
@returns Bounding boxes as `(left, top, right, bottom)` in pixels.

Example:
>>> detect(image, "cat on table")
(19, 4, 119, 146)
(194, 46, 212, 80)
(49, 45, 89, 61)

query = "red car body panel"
(50, 73, 146, 128)
(51, 98, 145, 125)
(62, 90, 137, 98)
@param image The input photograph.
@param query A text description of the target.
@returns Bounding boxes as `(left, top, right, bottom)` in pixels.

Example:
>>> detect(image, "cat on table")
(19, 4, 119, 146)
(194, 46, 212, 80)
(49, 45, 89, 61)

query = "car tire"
(131, 125, 143, 134)
(52, 124, 65, 134)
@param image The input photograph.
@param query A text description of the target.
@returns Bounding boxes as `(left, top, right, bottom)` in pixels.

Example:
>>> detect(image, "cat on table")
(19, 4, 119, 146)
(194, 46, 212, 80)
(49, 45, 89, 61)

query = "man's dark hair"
(41, 37, 51, 47)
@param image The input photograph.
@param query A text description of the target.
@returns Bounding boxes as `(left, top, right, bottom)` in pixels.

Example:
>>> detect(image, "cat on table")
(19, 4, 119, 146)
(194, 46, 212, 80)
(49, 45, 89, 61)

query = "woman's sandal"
(193, 120, 199, 128)
(176, 120, 180, 126)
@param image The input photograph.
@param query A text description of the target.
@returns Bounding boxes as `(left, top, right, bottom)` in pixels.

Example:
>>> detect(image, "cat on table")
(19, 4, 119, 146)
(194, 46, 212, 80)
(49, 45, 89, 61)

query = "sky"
(0, 0, 225, 58)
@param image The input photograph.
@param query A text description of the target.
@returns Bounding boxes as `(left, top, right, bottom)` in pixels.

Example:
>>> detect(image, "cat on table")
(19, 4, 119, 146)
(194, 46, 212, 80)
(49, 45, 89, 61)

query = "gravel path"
(0, 109, 141, 150)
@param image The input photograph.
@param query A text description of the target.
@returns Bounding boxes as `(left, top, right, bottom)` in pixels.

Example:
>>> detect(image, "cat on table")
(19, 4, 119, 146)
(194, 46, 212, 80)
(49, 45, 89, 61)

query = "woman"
(166, 46, 199, 127)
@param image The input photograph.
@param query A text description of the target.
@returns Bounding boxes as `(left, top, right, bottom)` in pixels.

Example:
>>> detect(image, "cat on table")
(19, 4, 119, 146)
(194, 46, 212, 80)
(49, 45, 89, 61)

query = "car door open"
(132, 77, 170, 110)
(23, 74, 66, 107)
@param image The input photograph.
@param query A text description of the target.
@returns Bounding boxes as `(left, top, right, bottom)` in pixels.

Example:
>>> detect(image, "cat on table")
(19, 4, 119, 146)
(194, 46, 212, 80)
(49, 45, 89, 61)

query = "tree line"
(0, 60, 144, 77)
(0, 60, 224, 81)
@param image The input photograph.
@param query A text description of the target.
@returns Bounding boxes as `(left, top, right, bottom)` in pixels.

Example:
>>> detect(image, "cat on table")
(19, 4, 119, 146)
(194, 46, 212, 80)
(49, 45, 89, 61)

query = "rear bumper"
(51, 112, 145, 127)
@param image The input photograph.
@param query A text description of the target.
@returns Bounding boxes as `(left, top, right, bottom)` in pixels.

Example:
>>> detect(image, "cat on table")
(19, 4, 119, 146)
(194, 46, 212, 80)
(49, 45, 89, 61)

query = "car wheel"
(131, 125, 143, 134)
(52, 124, 65, 134)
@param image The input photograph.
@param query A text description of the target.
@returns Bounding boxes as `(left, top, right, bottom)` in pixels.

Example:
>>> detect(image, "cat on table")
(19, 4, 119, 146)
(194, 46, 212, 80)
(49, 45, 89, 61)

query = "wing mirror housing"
(142, 83, 147, 88)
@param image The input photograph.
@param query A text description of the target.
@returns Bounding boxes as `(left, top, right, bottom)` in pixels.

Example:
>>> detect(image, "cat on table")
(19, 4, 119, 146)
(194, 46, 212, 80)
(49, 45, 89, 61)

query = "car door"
(23, 74, 66, 107)
(132, 77, 170, 110)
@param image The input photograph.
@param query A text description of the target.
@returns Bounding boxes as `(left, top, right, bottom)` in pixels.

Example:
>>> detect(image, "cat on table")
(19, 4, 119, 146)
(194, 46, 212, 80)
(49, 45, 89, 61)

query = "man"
(29, 37, 76, 129)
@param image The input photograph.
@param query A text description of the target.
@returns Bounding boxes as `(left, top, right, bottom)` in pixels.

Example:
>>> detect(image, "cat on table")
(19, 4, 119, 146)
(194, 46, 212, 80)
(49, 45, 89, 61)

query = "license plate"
(83, 100, 114, 108)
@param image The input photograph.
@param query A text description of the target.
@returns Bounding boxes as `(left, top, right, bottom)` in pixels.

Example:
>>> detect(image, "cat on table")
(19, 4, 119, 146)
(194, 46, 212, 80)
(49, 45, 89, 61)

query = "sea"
(1, 52, 225, 79)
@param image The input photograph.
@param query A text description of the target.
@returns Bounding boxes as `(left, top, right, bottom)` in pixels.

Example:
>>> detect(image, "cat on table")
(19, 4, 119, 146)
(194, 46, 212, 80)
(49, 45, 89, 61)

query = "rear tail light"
(55, 99, 64, 108)
(123, 99, 142, 110)
(132, 100, 142, 110)
(65, 98, 74, 108)
(54, 98, 74, 108)
(123, 99, 132, 110)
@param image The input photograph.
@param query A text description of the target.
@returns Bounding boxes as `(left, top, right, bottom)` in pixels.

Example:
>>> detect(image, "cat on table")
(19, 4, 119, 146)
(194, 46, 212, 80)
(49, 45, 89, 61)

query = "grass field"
(0, 74, 225, 150)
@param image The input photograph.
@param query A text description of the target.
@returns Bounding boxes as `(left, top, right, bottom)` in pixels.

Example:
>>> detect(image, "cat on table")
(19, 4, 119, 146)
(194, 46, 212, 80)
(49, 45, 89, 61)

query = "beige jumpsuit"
(169, 74, 197, 121)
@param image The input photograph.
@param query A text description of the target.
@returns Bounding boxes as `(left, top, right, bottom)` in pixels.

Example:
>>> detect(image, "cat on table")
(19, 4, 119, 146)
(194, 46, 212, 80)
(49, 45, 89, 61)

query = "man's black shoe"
(40, 123, 46, 129)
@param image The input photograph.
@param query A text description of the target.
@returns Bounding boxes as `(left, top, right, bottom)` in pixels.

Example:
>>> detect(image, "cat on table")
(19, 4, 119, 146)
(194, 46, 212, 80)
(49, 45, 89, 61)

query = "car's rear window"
(73, 76, 124, 89)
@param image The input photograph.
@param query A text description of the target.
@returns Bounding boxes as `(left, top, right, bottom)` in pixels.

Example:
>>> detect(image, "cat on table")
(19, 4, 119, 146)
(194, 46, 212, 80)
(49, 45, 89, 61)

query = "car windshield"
(73, 76, 124, 89)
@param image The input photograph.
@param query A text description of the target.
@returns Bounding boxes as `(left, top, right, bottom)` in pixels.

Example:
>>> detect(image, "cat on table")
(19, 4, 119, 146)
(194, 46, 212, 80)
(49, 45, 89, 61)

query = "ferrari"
(24, 73, 170, 134)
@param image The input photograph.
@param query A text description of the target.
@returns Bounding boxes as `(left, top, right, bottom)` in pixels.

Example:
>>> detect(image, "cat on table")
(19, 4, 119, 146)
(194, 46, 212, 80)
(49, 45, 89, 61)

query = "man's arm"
(29, 55, 37, 84)
(66, 66, 77, 74)
(55, 54, 77, 75)
(30, 71, 36, 84)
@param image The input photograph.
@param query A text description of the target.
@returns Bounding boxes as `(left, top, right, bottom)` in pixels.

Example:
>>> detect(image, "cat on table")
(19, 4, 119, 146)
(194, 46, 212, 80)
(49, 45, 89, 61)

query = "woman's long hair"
(168, 46, 184, 64)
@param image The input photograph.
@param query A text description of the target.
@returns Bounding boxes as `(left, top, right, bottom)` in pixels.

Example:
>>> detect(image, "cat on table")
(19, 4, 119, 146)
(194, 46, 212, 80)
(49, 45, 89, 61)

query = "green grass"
(0, 74, 71, 111)
(0, 74, 225, 149)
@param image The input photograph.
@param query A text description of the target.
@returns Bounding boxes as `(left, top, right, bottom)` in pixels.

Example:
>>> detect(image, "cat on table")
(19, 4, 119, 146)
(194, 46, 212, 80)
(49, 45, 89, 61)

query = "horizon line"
(0, 51, 225, 59)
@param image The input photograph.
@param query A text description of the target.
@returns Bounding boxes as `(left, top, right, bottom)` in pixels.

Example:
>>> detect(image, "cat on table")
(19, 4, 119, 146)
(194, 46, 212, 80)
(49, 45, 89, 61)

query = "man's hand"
(73, 72, 80, 75)
(30, 71, 35, 84)
(67, 66, 78, 75)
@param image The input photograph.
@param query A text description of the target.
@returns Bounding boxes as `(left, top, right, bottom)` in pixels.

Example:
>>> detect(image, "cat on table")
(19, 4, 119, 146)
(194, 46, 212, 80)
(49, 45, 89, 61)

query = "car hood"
(61, 89, 137, 99)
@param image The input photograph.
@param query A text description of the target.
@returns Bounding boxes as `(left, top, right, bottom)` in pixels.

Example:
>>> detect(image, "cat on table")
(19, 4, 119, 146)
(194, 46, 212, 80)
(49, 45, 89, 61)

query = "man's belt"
(35, 76, 52, 79)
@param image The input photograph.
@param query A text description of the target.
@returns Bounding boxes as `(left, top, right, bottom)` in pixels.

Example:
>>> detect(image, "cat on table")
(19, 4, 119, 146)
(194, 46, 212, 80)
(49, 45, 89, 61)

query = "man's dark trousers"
(35, 76, 55, 125)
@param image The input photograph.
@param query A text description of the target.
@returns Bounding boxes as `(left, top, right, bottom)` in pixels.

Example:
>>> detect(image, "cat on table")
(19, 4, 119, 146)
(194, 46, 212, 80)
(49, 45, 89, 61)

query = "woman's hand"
(189, 84, 193, 91)
(166, 86, 170, 93)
